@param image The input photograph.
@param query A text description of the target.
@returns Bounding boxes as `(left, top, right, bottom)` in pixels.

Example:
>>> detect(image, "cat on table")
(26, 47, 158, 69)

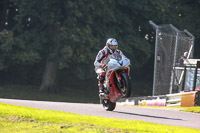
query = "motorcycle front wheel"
(101, 99, 116, 111)
(120, 72, 131, 98)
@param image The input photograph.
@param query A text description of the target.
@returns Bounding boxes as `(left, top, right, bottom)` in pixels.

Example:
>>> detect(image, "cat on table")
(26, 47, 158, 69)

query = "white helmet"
(106, 38, 118, 53)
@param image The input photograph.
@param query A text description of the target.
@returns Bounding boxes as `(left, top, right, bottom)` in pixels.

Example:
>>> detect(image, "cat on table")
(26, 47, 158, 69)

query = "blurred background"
(0, 0, 200, 103)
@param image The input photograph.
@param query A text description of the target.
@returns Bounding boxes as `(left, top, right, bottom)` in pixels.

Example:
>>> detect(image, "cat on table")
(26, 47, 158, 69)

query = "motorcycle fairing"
(107, 70, 122, 103)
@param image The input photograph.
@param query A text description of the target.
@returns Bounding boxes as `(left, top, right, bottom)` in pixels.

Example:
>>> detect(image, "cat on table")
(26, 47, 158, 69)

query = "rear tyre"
(101, 99, 116, 111)
(120, 72, 131, 98)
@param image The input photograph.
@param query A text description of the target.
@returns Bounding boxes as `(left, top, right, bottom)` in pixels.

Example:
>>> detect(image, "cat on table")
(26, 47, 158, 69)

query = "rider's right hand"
(100, 64, 107, 70)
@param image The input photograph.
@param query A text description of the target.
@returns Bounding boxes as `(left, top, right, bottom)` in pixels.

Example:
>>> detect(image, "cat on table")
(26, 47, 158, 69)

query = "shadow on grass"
(0, 85, 99, 104)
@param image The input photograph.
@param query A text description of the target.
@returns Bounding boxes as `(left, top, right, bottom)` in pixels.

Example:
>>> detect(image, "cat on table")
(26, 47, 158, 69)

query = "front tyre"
(101, 99, 116, 111)
(120, 72, 131, 98)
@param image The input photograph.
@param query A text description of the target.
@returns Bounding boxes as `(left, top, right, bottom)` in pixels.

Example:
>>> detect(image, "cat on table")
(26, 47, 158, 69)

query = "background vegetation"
(0, 0, 200, 98)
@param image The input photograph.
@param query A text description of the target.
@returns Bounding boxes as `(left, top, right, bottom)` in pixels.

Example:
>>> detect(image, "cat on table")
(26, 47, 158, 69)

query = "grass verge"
(128, 106, 200, 113)
(0, 103, 200, 133)
(0, 85, 99, 103)
(180, 106, 200, 113)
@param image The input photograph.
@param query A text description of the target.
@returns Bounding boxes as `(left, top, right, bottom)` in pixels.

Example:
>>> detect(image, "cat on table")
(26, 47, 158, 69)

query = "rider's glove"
(100, 64, 107, 70)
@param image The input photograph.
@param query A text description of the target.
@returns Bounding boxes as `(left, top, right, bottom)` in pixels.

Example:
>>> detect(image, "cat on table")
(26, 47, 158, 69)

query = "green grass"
(180, 106, 200, 113)
(129, 106, 200, 113)
(0, 103, 200, 133)
(1, 85, 200, 132)
(0, 85, 99, 103)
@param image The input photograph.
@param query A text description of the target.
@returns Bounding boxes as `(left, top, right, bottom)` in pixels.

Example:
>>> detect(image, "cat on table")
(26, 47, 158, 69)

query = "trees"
(2, 0, 199, 95)
(0, 0, 156, 92)
(7, 0, 105, 91)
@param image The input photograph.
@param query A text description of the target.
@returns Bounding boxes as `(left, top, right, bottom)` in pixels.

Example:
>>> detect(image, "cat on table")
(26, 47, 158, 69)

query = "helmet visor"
(109, 45, 117, 50)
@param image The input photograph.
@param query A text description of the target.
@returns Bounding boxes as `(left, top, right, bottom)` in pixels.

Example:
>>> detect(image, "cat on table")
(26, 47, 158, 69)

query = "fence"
(149, 20, 195, 96)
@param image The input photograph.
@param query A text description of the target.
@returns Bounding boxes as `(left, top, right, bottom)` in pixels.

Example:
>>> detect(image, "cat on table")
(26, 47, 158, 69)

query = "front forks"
(115, 71, 121, 83)
(115, 71, 124, 89)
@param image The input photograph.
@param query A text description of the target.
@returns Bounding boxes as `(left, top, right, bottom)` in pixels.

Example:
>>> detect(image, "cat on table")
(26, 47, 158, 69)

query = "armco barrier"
(117, 95, 167, 106)
(166, 91, 198, 107)
(166, 93, 181, 107)
(117, 91, 200, 107)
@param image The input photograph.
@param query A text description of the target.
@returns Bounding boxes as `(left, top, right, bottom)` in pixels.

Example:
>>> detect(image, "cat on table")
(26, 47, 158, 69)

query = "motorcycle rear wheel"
(120, 72, 131, 98)
(101, 99, 116, 111)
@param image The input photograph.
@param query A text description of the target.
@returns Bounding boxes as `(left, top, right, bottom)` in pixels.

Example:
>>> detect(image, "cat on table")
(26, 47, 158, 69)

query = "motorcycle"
(96, 55, 131, 111)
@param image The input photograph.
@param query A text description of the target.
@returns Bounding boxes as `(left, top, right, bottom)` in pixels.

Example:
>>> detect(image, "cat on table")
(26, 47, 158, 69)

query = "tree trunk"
(40, 22, 60, 92)
(40, 61, 58, 92)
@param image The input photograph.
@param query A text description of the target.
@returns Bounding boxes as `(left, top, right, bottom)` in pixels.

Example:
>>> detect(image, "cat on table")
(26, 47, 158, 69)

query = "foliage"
(0, 103, 199, 133)
(0, 30, 14, 70)
(1, 0, 200, 92)
(0, 30, 41, 70)
(1, 0, 153, 80)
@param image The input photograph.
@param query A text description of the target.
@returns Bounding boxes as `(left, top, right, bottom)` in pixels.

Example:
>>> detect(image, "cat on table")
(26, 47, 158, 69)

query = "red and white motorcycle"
(96, 55, 131, 111)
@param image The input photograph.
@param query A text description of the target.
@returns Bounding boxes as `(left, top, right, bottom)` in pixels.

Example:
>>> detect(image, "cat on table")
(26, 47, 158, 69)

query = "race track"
(0, 98, 200, 129)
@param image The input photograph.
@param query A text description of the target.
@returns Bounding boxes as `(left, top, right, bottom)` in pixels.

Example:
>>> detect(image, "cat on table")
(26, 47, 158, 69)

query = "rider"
(94, 38, 126, 94)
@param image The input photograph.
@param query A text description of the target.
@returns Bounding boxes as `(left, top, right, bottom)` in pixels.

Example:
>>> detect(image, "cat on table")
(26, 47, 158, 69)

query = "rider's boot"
(99, 84, 105, 98)
(98, 74, 105, 94)
(98, 73, 106, 98)
(99, 85, 104, 93)
(99, 84, 108, 99)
